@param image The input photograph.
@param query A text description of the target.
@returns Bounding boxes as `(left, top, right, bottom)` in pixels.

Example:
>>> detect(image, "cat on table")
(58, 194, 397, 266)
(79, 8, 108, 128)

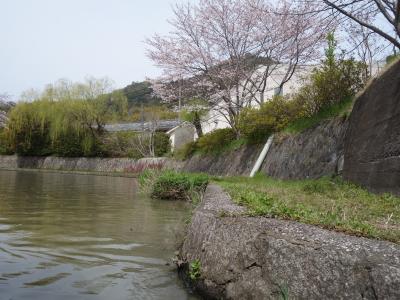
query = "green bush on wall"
(238, 96, 304, 144)
(196, 128, 236, 154)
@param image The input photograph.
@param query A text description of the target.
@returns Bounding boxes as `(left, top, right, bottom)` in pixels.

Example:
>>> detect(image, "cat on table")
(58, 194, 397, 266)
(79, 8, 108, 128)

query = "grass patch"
(213, 174, 400, 243)
(189, 259, 201, 280)
(283, 98, 353, 134)
(139, 170, 208, 202)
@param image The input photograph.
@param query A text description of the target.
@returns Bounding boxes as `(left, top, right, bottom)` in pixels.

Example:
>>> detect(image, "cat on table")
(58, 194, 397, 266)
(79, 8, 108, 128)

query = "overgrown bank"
(139, 170, 400, 299)
(182, 116, 348, 179)
(142, 170, 400, 243)
(179, 184, 400, 300)
(215, 174, 400, 243)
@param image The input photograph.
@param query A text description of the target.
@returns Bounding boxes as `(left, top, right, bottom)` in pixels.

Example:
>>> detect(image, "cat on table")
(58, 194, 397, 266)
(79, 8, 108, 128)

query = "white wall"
(169, 124, 196, 152)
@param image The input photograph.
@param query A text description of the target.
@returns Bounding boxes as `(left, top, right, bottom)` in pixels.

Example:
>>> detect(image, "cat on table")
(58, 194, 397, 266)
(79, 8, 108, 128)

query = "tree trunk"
(193, 111, 203, 138)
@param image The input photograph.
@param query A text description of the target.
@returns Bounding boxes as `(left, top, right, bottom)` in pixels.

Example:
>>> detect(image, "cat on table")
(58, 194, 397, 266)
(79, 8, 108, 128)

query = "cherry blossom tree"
(146, 0, 328, 134)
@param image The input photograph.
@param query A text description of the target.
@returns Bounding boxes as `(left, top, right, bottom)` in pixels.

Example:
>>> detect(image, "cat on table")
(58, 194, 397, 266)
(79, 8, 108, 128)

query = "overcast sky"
(1, 0, 190, 100)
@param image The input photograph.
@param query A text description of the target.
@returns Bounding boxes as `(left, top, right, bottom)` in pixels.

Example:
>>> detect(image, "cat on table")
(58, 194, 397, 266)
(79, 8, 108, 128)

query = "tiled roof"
(104, 119, 181, 132)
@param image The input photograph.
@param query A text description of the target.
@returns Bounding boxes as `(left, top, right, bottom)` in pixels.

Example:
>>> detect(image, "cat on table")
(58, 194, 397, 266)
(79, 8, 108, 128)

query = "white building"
(167, 122, 196, 152)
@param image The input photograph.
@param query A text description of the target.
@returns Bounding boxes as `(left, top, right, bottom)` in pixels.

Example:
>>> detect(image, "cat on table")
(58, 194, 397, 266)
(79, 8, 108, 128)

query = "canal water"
(0, 170, 196, 300)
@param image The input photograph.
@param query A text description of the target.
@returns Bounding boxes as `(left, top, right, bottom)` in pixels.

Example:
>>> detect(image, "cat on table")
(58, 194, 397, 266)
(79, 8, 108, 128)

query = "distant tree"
(122, 81, 161, 107)
(0, 93, 15, 112)
(19, 88, 41, 102)
(181, 100, 209, 138)
(150, 76, 213, 137)
(128, 107, 166, 157)
(8, 77, 128, 156)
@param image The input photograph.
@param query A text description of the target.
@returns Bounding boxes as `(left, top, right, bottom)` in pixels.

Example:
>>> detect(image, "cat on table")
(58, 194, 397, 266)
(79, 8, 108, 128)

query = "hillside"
(121, 81, 161, 107)
(0, 100, 15, 112)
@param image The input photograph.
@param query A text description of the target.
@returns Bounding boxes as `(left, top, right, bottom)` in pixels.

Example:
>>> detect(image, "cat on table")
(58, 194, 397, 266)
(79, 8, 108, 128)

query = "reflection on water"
(0, 170, 196, 300)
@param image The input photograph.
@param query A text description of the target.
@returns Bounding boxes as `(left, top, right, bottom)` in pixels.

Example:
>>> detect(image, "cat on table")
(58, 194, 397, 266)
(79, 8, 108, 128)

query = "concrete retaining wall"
(0, 155, 173, 174)
(180, 184, 400, 299)
(344, 60, 400, 196)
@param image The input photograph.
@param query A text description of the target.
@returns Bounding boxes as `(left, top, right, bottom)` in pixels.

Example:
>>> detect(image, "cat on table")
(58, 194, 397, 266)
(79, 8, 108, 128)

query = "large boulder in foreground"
(180, 185, 400, 299)
(344, 60, 400, 195)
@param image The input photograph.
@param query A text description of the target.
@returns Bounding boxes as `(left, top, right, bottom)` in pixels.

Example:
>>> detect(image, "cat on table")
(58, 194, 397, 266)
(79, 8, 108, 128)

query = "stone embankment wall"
(0, 155, 173, 174)
(182, 144, 262, 176)
(344, 60, 400, 196)
(183, 117, 348, 179)
(180, 184, 400, 300)
(261, 116, 348, 179)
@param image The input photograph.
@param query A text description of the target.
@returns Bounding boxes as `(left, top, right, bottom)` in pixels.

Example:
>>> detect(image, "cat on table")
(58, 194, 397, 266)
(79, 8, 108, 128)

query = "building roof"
(105, 119, 181, 132)
(166, 121, 194, 135)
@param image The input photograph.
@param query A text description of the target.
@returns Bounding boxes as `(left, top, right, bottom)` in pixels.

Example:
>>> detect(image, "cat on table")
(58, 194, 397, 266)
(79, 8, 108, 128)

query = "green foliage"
(7, 78, 129, 157)
(189, 259, 201, 280)
(279, 284, 289, 300)
(99, 131, 170, 158)
(284, 98, 353, 133)
(0, 129, 13, 155)
(128, 105, 178, 122)
(239, 96, 304, 143)
(140, 170, 209, 202)
(152, 171, 208, 201)
(294, 34, 367, 117)
(236, 33, 366, 140)
(8, 100, 97, 156)
(214, 175, 400, 243)
(386, 53, 400, 64)
(154, 132, 171, 157)
(174, 141, 198, 160)
(196, 128, 236, 154)
(122, 81, 161, 107)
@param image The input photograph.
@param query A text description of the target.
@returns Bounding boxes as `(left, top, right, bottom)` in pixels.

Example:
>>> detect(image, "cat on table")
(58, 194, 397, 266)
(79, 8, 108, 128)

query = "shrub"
(294, 33, 367, 117)
(154, 132, 171, 157)
(386, 53, 400, 64)
(0, 128, 13, 155)
(196, 128, 236, 154)
(52, 130, 98, 157)
(100, 131, 139, 158)
(174, 141, 198, 160)
(189, 259, 201, 280)
(239, 96, 304, 144)
(284, 98, 353, 133)
(100, 131, 170, 159)
(140, 170, 209, 201)
(11, 119, 53, 156)
(7, 100, 104, 157)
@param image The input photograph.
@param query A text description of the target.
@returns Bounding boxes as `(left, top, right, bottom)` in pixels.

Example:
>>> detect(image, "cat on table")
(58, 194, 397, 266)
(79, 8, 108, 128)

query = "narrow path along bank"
(180, 184, 400, 300)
